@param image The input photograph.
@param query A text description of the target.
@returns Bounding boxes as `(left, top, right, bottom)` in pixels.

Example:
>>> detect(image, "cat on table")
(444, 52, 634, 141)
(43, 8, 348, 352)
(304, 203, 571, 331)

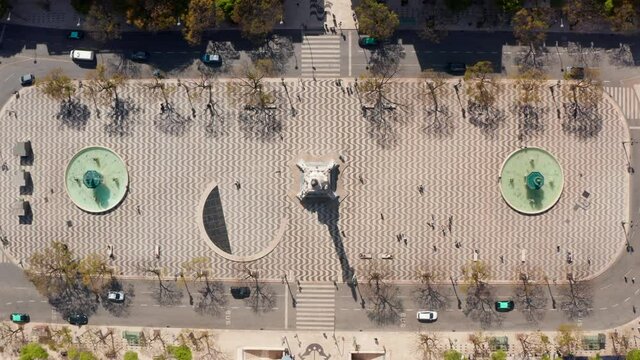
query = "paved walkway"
(0, 78, 627, 283)
(5, 321, 639, 359)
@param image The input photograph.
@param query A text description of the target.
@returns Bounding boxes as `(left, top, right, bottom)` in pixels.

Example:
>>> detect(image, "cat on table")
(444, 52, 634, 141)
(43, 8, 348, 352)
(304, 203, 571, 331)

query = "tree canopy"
(628, 349, 640, 360)
(231, 0, 283, 40)
(168, 345, 193, 360)
(38, 68, 77, 102)
(20, 343, 49, 360)
(183, 0, 223, 45)
(443, 349, 463, 360)
(512, 8, 551, 48)
(355, 0, 399, 40)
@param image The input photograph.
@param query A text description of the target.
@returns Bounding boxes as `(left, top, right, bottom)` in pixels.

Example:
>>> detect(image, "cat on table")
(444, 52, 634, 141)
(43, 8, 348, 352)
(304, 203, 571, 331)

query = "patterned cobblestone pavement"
(0, 78, 627, 282)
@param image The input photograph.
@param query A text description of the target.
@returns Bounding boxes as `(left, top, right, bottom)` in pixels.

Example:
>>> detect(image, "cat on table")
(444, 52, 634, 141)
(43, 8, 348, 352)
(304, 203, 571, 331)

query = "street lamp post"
(6, 12, 10, 21)
(77, 17, 81, 27)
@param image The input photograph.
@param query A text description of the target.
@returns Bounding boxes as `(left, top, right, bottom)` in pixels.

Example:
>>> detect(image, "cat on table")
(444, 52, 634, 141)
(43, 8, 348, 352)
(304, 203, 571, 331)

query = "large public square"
(0, 77, 627, 282)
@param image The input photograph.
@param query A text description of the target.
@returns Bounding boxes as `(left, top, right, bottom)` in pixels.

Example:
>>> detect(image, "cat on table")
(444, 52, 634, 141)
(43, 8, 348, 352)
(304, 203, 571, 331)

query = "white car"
(416, 311, 438, 322)
(107, 291, 125, 302)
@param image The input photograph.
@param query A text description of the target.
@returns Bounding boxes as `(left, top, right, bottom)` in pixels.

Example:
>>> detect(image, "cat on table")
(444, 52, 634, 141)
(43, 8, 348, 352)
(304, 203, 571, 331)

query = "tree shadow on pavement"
(105, 97, 139, 136)
(100, 279, 135, 317)
(48, 278, 99, 319)
(56, 100, 91, 131)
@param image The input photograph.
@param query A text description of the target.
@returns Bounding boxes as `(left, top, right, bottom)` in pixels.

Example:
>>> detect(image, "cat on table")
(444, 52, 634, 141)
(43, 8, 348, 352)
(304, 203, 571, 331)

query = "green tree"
(183, 0, 223, 45)
(78, 253, 113, 302)
(231, 0, 283, 40)
(608, 0, 636, 32)
(85, 2, 121, 42)
(124, 0, 188, 31)
(464, 61, 499, 108)
(444, 0, 471, 12)
(168, 345, 192, 360)
(20, 342, 49, 360)
(491, 349, 508, 360)
(124, 352, 139, 360)
(555, 324, 581, 357)
(217, 0, 236, 20)
(38, 68, 76, 102)
(628, 349, 640, 360)
(443, 349, 463, 360)
(512, 8, 550, 49)
(497, 0, 523, 13)
(0, 0, 9, 18)
(355, 0, 399, 40)
(26, 241, 78, 296)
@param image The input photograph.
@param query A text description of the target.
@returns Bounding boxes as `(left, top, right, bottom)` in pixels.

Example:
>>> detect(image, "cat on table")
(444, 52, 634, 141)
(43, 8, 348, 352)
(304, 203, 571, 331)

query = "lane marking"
(348, 31, 352, 77)
(600, 284, 613, 290)
(3, 73, 14, 82)
(612, 303, 619, 308)
(600, 307, 608, 310)
(625, 297, 631, 302)
(635, 289, 639, 295)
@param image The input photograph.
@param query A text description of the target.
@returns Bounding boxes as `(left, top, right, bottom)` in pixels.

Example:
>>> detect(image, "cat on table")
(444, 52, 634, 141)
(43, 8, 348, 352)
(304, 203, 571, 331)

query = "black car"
(447, 63, 467, 75)
(130, 51, 150, 62)
(230, 286, 250, 299)
(20, 74, 35, 86)
(68, 313, 88, 325)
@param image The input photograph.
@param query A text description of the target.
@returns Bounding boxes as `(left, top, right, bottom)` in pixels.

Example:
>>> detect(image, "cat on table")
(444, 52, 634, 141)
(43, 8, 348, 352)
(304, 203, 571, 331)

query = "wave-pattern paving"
(0, 79, 626, 282)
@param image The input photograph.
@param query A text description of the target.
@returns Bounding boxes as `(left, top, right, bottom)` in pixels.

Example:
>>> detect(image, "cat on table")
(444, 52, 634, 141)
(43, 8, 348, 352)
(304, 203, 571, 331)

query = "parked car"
(20, 74, 35, 86)
(495, 300, 515, 312)
(107, 291, 125, 302)
(358, 36, 379, 48)
(68, 313, 88, 325)
(201, 53, 222, 65)
(10, 313, 30, 324)
(447, 62, 467, 75)
(129, 51, 150, 62)
(67, 31, 84, 40)
(565, 66, 585, 79)
(230, 286, 250, 299)
(416, 310, 438, 322)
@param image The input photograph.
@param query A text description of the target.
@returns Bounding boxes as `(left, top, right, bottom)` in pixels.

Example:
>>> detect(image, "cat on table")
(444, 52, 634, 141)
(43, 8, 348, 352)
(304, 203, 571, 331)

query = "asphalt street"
(0, 24, 640, 332)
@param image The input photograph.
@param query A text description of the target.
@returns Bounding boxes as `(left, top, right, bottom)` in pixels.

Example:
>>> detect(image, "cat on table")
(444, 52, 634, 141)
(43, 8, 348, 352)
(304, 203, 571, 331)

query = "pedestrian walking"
(500, 255, 504, 263)
(448, 215, 453, 232)
(380, 213, 384, 220)
(625, 276, 628, 283)
(557, 245, 560, 252)
(136, 205, 141, 215)
(634, 277, 636, 284)
(433, 245, 437, 252)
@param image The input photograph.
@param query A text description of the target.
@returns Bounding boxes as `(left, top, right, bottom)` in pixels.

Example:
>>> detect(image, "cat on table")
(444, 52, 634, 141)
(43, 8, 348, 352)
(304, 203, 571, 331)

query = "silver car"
(416, 311, 438, 322)
(107, 291, 125, 302)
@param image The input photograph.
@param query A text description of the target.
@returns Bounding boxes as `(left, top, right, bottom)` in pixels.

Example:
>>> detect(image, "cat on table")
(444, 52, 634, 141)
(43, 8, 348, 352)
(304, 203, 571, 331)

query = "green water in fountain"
(65, 147, 129, 213)
(499, 147, 564, 215)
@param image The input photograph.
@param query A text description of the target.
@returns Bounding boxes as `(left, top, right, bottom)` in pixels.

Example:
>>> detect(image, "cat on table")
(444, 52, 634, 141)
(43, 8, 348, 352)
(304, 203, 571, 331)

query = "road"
(1, 24, 640, 332)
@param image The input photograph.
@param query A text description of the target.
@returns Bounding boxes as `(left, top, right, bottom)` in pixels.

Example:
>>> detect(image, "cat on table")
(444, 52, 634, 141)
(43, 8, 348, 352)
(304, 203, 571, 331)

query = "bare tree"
(249, 35, 294, 75)
(138, 263, 184, 306)
(468, 332, 490, 359)
(464, 61, 504, 133)
(567, 42, 601, 68)
(0, 323, 27, 354)
(237, 265, 276, 313)
(38, 68, 90, 130)
(461, 261, 502, 328)
(514, 68, 546, 138)
(515, 332, 552, 359)
(561, 74, 603, 139)
(195, 332, 230, 360)
(609, 330, 631, 355)
(513, 266, 548, 323)
(181, 257, 227, 317)
(358, 69, 404, 148)
(227, 61, 282, 141)
(361, 261, 404, 325)
(147, 78, 191, 136)
(415, 332, 441, 360)
(559, 274, 593, 320)
(421, 70, 452, 135)
(193, 74, 227, 138)
(413, 264, 448, 310)
(555, 324, 581, 357)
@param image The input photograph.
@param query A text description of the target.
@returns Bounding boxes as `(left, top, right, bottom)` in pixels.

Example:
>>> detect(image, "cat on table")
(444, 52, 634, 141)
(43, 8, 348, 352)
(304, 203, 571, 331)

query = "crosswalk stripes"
(301, 35, 341, 78)
(605, 86, 640, 120)
(295, 282, 335, 330)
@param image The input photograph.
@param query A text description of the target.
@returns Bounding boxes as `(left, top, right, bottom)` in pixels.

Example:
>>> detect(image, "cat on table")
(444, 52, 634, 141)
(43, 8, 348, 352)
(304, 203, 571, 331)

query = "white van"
(70, 50, 95, 62)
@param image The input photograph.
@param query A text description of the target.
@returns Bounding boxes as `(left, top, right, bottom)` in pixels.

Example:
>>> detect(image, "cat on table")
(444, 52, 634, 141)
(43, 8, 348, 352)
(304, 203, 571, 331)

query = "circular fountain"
(65, 146, 129, 213)
(499, 147, 564, 215)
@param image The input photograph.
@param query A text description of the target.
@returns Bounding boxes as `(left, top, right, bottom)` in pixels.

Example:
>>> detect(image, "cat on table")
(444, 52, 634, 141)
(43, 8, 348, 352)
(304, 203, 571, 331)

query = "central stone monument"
(296, 159, 338, 200)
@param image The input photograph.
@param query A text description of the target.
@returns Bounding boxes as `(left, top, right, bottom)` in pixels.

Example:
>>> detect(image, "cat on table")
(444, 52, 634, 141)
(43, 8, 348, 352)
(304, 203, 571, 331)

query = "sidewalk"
(6, 319, 640, 359)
